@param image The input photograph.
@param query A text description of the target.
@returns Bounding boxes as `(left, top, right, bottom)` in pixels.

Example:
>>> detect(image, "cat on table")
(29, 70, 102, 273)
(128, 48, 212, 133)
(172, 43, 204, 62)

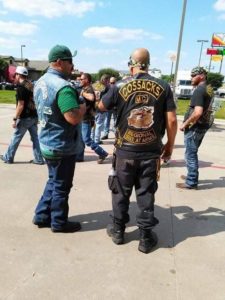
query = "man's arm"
(161, 110, 177, 161)
(64, 104, 86, 125)
(57, 86, 86, 126)
(98, 100, 108, 112)
(12, 100, 24, 128)
(179, 106, 203, 131)
(81, 90, 95, 102)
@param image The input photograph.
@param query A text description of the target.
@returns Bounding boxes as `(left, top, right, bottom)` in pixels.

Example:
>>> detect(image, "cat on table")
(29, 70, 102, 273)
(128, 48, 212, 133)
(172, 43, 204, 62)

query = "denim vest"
(34, 68, 79, 157)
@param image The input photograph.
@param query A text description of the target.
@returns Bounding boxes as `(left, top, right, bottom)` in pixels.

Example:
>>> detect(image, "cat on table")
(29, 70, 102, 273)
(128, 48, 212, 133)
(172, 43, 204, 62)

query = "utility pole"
(197, 39, 208, 66)
(172, 0, 187, 101)
(21, 45, 26, 66)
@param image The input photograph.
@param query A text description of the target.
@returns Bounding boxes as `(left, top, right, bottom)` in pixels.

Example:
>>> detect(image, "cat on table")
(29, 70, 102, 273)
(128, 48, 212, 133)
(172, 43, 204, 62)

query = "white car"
(216, 87, 225, 98)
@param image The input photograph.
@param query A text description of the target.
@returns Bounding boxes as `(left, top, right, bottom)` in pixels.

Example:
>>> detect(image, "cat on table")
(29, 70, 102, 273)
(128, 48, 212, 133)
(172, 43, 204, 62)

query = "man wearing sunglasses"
(177, 66, 214, 190)
(33, 45, 86, 233)
(98, 48, 177, 253)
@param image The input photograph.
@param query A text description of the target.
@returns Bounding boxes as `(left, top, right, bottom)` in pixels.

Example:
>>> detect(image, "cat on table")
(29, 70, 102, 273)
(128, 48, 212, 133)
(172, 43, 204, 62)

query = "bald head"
(128, 48, 150, 70)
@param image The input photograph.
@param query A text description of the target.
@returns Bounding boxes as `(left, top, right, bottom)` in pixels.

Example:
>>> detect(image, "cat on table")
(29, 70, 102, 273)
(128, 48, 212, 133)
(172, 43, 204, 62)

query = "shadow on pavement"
(70, 202, 225, 249)
(162, 159, 214, 169)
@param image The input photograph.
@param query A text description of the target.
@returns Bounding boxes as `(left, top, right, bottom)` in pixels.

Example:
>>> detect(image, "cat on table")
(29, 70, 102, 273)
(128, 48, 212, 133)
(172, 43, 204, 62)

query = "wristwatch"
(13, 117, 17, 121)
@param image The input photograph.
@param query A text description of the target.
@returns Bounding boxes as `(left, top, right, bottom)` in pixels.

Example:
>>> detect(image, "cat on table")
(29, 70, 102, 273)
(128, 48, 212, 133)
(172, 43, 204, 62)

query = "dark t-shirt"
(82, 85, 96, 122)
(185, 83, 213, 129)
(102, 73, 176, 159)
(16, 82, 37, 118)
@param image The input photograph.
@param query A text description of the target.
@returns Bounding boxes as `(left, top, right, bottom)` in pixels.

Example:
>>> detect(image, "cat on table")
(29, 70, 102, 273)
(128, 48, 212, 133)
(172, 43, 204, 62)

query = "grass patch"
(0, 90, 224, 119)
(0, 90, 16, 104)
(176, 98, 225, 120)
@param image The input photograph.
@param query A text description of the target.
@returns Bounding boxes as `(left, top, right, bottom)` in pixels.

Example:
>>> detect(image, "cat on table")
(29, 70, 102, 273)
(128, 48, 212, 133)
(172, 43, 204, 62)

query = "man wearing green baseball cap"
(33, 44, 86, 233)
(48, 44, 77, 63)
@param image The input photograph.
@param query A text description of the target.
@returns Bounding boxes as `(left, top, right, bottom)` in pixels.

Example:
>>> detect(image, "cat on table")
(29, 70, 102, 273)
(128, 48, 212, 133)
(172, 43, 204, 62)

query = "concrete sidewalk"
(0, 104, 225, 300)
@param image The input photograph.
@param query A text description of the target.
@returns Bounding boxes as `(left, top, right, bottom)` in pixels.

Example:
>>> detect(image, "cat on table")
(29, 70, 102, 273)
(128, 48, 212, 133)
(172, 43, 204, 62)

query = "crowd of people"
(0, 44, 215, 253)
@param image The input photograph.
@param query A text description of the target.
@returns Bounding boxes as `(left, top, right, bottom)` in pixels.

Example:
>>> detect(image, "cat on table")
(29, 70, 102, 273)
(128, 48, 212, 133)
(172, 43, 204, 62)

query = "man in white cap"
(0, 66, 44, 164)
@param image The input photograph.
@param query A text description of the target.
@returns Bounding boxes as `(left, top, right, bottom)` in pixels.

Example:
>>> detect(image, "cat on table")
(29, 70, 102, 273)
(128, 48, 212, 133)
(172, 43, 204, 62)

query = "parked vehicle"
(175, 70, 193, 99)
(0, 82, 16, 90)
(215, 87, 225, 98)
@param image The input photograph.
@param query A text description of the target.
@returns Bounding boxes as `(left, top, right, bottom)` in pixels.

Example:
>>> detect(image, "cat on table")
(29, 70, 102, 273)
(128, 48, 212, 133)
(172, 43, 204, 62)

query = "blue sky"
(1, 0, 225, 75)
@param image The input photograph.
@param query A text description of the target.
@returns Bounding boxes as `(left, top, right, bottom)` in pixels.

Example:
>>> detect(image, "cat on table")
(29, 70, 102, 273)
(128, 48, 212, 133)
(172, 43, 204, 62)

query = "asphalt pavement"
(0, 104, 225, 300)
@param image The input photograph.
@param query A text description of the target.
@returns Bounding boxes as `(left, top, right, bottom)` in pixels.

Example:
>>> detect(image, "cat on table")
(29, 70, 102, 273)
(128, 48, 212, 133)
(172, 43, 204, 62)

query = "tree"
(207, 72, 224, 89)
(97, 68, 121, 81)
(0, 58, 8, 81)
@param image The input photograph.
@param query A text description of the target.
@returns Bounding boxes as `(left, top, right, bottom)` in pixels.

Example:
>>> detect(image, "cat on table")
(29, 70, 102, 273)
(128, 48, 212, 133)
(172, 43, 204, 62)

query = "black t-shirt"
(16, 82, 37, 118)
(102, 73, 176, 159)
(82, 85, 96, 122)
(185, 83, 213, 129)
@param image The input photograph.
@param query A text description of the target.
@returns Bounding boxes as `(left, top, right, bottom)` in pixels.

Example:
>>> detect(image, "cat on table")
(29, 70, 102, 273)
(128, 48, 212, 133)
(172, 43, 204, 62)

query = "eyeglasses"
(61, 58, 73, 64)
(110, 82, 115, 84)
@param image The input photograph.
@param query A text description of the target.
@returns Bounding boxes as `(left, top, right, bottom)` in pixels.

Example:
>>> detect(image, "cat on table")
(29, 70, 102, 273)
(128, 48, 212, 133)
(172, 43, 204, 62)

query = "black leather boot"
(106, 223, 125, 245)
(138, 229, 158, 254)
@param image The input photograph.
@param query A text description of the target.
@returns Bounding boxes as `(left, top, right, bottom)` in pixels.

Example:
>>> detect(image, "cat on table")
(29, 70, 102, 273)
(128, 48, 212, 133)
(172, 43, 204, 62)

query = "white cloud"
(0, 37, 21, 49)
(0, 0, 96, 18)
(214, 0, 225, 11)
(0, 21, 38, 35)
(83, 26, 163, 43)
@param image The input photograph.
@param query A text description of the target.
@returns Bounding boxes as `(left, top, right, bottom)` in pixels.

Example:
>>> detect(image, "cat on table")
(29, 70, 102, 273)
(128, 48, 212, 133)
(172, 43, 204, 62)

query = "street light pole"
(21, 45, 26, 66)
(172, 0, 187, 101)
(197, 39, 208, 66)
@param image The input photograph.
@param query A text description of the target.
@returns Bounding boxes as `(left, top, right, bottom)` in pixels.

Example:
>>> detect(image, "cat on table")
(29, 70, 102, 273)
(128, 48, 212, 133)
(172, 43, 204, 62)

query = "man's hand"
(161, 142, 173, 161)
(12, 121, 17, 128)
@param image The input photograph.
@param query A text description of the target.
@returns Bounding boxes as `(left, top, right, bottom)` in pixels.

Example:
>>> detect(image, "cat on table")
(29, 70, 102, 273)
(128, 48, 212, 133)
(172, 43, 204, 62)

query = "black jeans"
(110, 156, 159, 230)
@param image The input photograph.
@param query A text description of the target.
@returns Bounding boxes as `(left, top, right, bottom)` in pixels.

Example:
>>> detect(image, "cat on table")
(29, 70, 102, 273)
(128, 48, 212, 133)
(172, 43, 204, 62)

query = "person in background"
(101, 76, 117, 141)
(98, 48, 177, 254)
(176, 66, 214, 190)
(33, 44, 86, 232)
(92, 74, 110, 144)
(80, 73, 108, 164)
(0, 66, 44, 165)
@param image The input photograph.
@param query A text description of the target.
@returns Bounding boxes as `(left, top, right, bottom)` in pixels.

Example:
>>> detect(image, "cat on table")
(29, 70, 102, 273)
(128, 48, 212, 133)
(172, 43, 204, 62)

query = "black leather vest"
(115, 73, 168, 153)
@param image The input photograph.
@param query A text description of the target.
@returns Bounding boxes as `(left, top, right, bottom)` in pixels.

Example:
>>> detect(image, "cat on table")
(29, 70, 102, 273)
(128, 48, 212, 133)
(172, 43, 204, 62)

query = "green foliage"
(207, 72, 224, 89)
(0, 58, 8, 79)
(90, 73, 98, 83)
(161, 75, 171, 83)
(97, 68, 120, 81)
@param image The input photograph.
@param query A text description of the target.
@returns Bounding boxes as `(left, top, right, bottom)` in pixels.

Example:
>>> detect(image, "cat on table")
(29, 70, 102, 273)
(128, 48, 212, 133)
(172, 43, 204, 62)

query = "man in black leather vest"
(98, 48, 177, 253)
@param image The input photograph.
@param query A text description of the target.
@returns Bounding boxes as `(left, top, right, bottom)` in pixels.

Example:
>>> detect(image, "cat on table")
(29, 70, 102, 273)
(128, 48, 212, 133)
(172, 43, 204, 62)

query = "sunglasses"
(61, 58, 73, 64)
(110, 82, 115, 84)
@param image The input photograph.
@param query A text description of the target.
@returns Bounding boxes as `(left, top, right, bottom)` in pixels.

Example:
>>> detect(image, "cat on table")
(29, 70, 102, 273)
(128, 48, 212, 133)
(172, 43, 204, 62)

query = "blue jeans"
(81, 121, 108, 157)
(3, 117, 44, 163)
(92, 112, 107, 143)
(184, 128, 207, 187)
(103, 110, 117, 135)
(75, 123, 85, 161)
(34, 155, 76, 229)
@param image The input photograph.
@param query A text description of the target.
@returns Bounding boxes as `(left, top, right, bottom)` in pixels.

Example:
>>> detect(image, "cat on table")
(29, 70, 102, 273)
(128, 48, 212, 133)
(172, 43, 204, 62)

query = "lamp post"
(21, 45, 26, 66)
(173, 0, 187, 101)
(169, 53, 177, 82)
(197, 40, 208, 66)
